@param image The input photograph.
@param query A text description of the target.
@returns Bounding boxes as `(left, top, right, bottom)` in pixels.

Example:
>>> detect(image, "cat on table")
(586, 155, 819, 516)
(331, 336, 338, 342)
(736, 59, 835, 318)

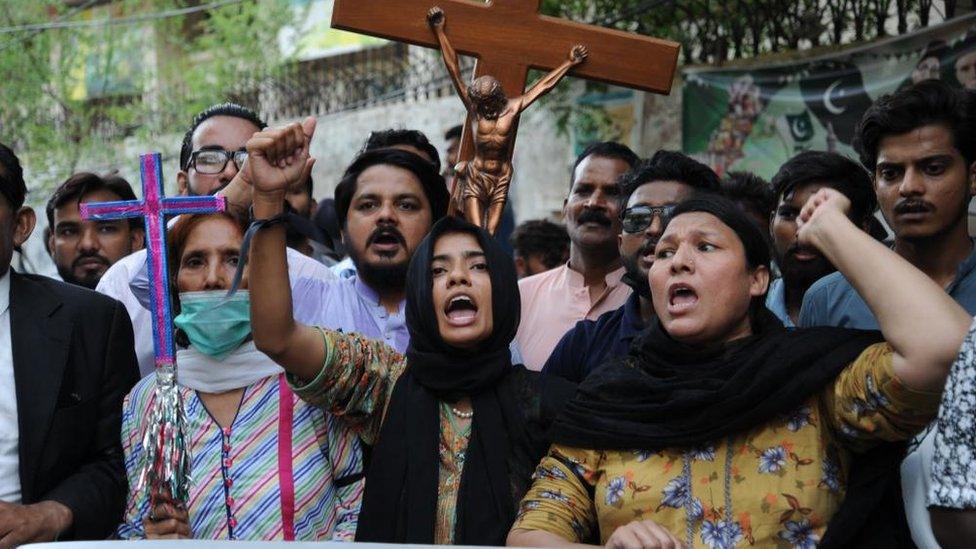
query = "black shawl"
(553, 309, 911, 547)
(355, 216, 535, 546)
(553, 308, 880, 449)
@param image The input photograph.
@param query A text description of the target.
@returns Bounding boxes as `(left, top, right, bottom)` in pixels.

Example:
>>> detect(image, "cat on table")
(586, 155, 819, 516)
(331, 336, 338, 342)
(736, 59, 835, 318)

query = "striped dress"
(117, 373, 363, 540)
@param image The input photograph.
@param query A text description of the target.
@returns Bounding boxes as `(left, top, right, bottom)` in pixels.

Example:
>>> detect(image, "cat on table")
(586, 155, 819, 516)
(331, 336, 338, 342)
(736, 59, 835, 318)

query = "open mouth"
(639, 240, 658, 268)
(667, 283, 699, 314)
(369, 231, 404, 252)
(444, 294, 479, 326)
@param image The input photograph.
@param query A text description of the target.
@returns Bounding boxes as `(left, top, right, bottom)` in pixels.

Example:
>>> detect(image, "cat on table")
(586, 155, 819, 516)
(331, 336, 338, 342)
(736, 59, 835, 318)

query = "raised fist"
(427, 6, 445, 28)
(797, 187, 853, 251)
(245, 117, 316, 198)
(570, 44, 588, 64)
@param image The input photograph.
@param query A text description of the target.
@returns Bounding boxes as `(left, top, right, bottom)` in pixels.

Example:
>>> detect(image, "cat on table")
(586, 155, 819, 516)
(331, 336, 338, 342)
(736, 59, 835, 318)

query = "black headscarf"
(355, 216, 525, 545)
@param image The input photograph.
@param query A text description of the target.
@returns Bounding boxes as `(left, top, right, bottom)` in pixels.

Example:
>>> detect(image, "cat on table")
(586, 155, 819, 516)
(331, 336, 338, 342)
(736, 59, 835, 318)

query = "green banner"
(682, 14, 976, 178)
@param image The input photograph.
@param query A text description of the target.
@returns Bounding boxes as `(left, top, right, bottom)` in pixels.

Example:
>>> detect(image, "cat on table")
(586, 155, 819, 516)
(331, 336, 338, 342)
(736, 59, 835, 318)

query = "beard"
(348, 244, 409, 293)
(775, 247, 835, 295)
(471, 90, 507, 119)
(57, 263, 103, 289)
(620, 238, 656, 300)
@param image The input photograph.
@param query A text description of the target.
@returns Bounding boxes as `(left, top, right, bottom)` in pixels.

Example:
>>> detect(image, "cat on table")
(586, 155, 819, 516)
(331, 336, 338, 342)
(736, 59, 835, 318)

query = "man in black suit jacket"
(0, 143, 139, 545)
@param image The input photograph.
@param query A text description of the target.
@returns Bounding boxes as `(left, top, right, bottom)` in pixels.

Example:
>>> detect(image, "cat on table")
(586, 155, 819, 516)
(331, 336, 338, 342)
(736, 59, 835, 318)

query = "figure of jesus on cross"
(331, 0, 679, 236)
(427, 6, 587, 233)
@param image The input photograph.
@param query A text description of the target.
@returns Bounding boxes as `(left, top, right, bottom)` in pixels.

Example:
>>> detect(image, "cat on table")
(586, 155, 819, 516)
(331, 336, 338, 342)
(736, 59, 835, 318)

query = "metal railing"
(245, 42, 475, 121)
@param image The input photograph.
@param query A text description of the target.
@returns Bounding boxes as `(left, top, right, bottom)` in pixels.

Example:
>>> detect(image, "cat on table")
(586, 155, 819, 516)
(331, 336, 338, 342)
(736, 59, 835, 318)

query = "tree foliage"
(0, 0, 303, 194)
(541, 0, 956, 64)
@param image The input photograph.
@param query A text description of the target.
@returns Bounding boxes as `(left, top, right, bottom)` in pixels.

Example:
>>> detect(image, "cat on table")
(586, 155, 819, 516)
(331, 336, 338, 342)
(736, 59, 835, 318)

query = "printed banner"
(682, 14, 976, 178)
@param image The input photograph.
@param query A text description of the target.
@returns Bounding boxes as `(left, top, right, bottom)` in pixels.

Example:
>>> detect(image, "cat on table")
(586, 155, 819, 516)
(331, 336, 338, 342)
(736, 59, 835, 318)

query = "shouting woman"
(507, 192, 971, 548)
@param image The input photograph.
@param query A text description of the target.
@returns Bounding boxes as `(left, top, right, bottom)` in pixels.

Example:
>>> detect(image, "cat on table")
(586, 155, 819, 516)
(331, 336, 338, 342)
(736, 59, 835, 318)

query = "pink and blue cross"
(80, 153, 226, 368)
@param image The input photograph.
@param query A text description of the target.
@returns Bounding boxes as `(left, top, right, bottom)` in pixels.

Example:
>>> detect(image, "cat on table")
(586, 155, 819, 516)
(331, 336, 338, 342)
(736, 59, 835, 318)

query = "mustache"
(577, 209, 611, 227)
(367, 226, 407, 247)
(785, 243, 820, 259)
(894, 198, 934, 215)
(71, 252, 110, 270)
(638, 237, 658, 257)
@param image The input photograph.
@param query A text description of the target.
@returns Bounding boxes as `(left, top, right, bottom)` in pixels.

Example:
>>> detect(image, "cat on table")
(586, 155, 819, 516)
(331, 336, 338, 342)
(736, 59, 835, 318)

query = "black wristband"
(248, 205, 288, 225)
(225, 209, 290, 297)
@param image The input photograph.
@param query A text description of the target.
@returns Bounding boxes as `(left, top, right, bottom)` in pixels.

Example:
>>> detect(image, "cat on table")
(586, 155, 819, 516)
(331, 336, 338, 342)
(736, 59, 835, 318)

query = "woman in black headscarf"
(510, 191, 971, 548)
(249, 214, 573, 545)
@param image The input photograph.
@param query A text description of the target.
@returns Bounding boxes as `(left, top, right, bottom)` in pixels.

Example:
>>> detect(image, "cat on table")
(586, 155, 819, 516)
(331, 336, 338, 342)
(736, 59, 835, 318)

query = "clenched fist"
(245, 117, 317, 199)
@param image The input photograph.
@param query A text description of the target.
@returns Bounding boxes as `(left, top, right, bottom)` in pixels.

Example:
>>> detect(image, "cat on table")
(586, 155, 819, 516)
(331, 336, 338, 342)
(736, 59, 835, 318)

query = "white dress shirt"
(0, 270, 21, 502)
(96, 248, 337, 377)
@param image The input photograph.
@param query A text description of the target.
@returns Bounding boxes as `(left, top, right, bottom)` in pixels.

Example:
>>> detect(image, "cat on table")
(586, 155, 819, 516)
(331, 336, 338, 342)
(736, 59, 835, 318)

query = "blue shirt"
(541, 291, 646, 383)
(330, 257, 357, 280)
(799, 241, 976, 329)
(292, 275, 409, 354)
(764, 278, 796, 328)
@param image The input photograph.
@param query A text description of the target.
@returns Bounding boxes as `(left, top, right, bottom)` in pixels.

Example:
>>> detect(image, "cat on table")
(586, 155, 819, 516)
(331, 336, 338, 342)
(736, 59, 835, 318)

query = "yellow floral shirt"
(512, 343, 941, 548)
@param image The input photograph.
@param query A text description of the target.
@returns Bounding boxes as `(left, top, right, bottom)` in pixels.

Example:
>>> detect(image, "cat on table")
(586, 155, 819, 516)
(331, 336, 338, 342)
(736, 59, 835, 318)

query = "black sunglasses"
(619, 204, 676, 234)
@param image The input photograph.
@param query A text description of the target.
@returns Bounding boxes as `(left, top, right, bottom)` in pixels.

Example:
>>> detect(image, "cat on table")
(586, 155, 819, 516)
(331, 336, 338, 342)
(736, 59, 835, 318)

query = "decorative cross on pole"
(332, 0, 681, 229)
(80, 152, 225, 505)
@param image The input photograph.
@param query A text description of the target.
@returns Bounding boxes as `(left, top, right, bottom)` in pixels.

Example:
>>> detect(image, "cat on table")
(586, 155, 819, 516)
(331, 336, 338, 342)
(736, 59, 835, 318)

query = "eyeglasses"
(620, 204, 676, 234)
(188, 149, 248, 175)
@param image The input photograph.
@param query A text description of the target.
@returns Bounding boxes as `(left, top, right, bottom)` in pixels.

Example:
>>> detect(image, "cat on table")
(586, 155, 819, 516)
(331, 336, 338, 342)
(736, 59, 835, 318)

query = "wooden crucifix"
(332, 0, 681, 234)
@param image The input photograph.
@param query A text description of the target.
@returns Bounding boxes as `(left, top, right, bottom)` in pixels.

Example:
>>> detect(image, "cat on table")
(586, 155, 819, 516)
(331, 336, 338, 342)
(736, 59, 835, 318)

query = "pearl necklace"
(450, 405, 473, 419)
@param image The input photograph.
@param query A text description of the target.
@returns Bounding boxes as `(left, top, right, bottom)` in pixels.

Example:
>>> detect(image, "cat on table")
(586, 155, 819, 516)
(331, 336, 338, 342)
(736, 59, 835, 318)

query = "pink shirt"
(515, 263, 632, 371)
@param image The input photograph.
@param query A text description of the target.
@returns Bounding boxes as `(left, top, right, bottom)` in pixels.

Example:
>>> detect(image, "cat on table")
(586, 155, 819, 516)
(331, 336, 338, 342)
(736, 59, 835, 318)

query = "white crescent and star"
(823, 80, 845, 115)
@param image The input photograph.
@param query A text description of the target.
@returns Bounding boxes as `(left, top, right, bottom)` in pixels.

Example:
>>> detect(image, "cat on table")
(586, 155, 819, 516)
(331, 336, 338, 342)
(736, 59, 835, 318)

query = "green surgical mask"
(174, 290, 252, 360)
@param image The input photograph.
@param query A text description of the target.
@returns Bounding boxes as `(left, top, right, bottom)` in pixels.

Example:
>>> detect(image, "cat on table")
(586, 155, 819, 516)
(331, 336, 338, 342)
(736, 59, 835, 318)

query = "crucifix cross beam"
(80, 153, 226, 366)
(332, 0, 679, 96)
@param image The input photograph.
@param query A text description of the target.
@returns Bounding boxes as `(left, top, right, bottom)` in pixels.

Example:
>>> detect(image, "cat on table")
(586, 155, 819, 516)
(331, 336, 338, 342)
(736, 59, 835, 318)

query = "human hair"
(509, 219, 570, 269)
(334, 148, 449, 228)
(721, 171, 775, 223)
(919, 39, 948, 66)
(571, 141, 639, 189)
(314, 198, 345, 256)
(854, 80, 976, 171)
(168, 210, 248, 346)
(663, 194, 771, 322)
(46, 172, 140, 230)
(444, 124, 463, 142)
(0, 142, 26, 211)
(619, 150, 721, 206)
(771, 151, 876, 222)
(168, 210, 248, 281)
(179, 103, 266, 170)
(362, 128, 441, 174)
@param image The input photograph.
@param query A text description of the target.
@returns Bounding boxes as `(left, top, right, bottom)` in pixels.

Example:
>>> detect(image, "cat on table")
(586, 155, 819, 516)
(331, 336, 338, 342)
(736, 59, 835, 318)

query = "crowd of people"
(0, 78, 974, 548)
